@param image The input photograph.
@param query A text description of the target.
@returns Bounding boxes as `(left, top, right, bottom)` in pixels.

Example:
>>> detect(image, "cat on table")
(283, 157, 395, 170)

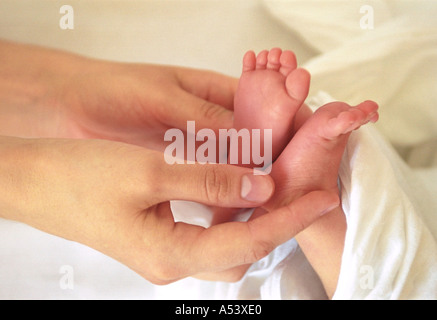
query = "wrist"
(0, 136, 36, 221)
(0, 40, 95, 138)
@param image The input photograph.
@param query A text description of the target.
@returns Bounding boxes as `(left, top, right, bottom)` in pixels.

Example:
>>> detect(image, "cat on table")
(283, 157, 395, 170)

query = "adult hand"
(0, 40, 237, 150)
(0, 136, 338, 284)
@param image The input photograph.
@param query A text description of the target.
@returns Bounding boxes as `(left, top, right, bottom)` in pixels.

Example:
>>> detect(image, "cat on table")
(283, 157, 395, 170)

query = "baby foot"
(211, 49, 310, 225)
(265, 100, 379, 210)
(234, 48, 311, 163)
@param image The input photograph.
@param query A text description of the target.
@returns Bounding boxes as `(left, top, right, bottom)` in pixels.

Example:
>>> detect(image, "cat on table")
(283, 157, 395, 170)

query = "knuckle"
(243, 235, 275, 264)
(202, 166, 231, 204)
(244, 222, 275, 264)
(199, 100, 226, 122)
(250, 239, 275, 262)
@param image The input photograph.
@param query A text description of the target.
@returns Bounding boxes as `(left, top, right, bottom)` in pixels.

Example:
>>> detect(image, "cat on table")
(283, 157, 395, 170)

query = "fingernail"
(241, 174, 274, 203)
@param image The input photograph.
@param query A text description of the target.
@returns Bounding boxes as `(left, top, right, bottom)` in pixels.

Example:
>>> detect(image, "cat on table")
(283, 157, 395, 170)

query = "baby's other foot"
(266, 100, 379, 210)
(321, 101, 379, 140)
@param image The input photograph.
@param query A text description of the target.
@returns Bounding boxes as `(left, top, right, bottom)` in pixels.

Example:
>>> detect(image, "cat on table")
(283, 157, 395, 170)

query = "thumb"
(181, 190, 340, 276)
(155, 160, 275, 208)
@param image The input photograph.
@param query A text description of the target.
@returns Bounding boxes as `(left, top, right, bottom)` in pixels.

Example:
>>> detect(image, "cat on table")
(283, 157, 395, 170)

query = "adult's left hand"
(0, 40, 237, 149)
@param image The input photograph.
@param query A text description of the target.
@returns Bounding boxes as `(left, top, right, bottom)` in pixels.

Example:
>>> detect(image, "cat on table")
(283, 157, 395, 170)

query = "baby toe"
(279, 50, 297, 76)
(242, 50, 256, 72)
(266, 48, 282, 71)
(256, 50, 268, 69)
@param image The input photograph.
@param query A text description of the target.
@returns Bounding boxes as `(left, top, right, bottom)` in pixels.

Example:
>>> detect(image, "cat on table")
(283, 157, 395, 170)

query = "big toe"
(285, 68, 311, 103)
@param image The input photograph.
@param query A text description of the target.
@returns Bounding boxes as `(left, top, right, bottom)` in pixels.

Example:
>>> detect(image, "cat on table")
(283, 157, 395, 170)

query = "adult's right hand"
(0, 136, 338, 284)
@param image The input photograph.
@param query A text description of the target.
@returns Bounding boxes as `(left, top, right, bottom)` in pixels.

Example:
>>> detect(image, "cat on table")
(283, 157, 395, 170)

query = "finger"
(184, 191, 339, 275)
(164, 89, 234, 133)
(174, 67, 238, 110)
(247, 191, 339, 250)
(155, 159, 275, 208)
(193, 206, 267, 281)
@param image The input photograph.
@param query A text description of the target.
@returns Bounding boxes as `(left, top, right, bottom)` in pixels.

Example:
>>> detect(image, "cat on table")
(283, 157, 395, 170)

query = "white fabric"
(335, 123, 437, 299)
(0, 0, 436, 299)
